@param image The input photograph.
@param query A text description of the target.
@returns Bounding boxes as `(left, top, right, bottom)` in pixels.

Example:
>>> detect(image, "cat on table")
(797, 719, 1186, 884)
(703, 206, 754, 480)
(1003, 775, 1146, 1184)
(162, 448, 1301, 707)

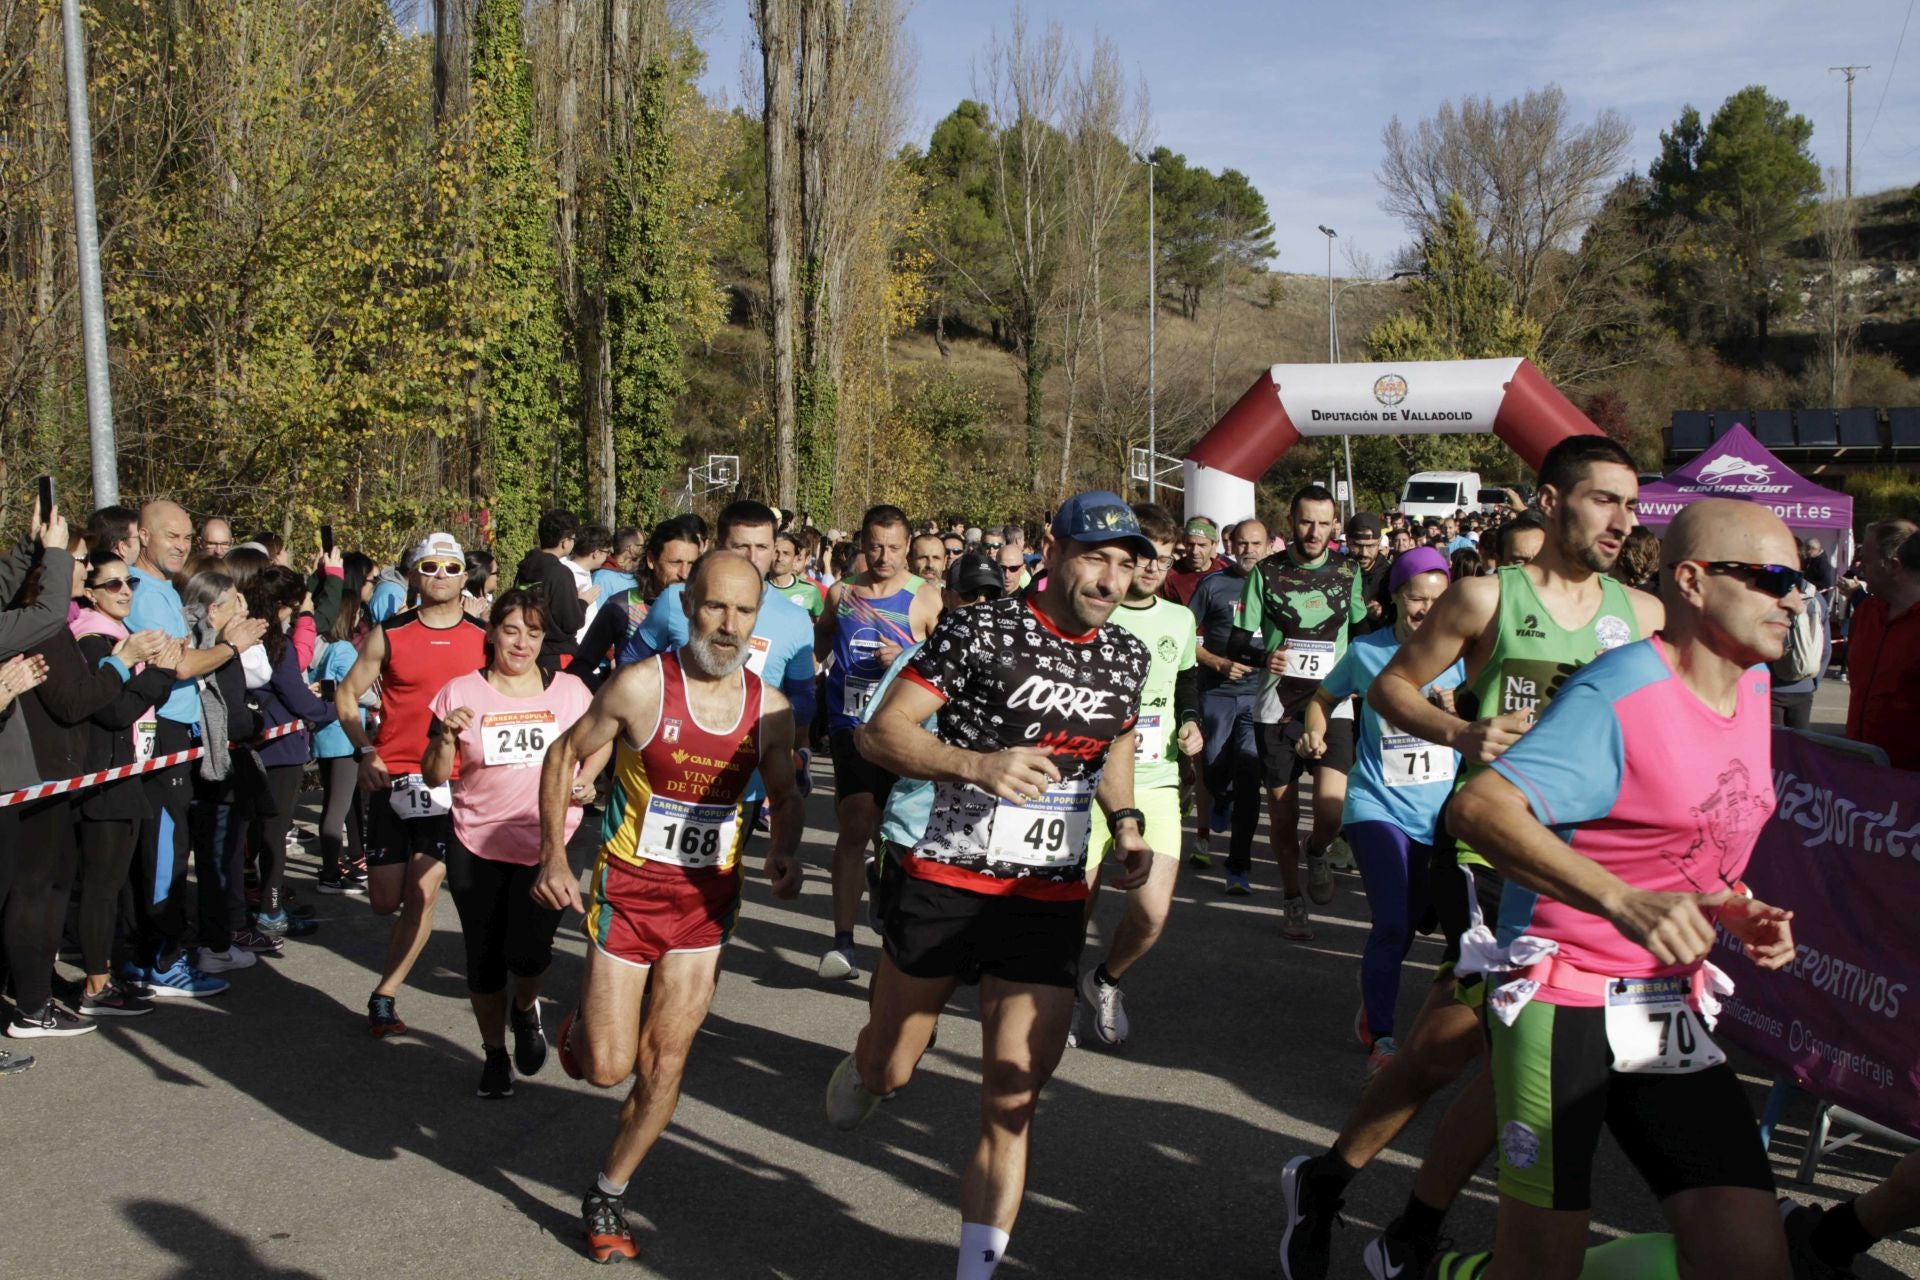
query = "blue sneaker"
(117, 961, 154, 997)
(1225, 871, 1252, 896)
(145, 954, 229, 999)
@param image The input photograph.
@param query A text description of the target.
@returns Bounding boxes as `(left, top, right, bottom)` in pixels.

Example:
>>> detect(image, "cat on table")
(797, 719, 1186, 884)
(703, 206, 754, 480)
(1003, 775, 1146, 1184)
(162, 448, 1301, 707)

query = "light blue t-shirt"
(367, 577, 407, 624)
(310, 639, 364, 759)
(1320, 629, 1464, 844)
(592, 567, 637, 602)
(869, 643, 933, 849)
(129, 566, 198, 725)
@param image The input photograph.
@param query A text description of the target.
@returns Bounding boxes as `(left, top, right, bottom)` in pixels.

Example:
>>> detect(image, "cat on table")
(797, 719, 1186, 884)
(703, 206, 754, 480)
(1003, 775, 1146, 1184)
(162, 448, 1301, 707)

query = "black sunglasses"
(982, 540, 1004, 550)
(87, 576, 133, 592)
(1690, 561, 1806, 599)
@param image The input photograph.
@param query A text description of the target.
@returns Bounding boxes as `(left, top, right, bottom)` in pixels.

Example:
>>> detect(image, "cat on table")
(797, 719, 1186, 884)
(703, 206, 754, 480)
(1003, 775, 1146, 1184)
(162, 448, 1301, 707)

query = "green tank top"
(1453, 564, 1641, 866)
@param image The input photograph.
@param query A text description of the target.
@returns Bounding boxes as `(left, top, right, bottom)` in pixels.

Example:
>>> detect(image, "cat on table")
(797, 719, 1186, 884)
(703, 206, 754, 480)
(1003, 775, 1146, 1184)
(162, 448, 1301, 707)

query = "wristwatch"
(1107, 807, 1146, 833)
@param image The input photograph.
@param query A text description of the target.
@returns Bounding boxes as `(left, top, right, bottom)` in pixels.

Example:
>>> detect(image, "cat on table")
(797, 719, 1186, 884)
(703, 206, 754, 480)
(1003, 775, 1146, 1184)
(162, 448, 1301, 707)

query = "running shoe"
(1306, 849, 1336, 905)
(1278, 1154, 1344, 1280)
(1225, 871, 1252, 896)
(314, 875, 353, 895)
(1427, 1251, 1493, 1279)
(478, 1046, 514, 1099)
(817, 943, 859, 982)
(146, 954, 229, 998)
(1362, 1217, 1443, 1280)
(1365, 1036, 1399, 1079)
(1354, 1004, 1371, 1049)
(825, 1053, 880, 1131)
(196, 945, 258, 973)
(79, 982, 154, 1018)
(1326, 833, 1354, 871)
(116, 962, 155, 997)
(7, 1003, 97, 1039)
(582, 1187, 639, 1264)
(230, 927, 286, 955)
(253, 910, 317, 939)
(557, 1007, 583, 1080)
(1779, 1198, 1856, 1280)
(367, 994, 407, 1037)
(1078, 966, 1130, 1047)
(0, 1048, 33, 1076)
(1281, 896, 1314, 941)
(510, 1001, 548, 1078)
(1186, 835, 1212, 869)
(1066, 996, 1084, 1049)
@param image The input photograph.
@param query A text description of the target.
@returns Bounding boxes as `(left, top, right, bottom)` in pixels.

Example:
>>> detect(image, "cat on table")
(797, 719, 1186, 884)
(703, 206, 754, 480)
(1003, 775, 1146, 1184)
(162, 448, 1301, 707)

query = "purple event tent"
(1635, 424, 1853, 534)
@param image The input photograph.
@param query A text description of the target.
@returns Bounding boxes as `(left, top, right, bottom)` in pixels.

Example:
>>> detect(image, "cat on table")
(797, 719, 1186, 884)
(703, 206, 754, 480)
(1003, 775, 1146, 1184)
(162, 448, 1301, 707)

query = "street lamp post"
(61, 0, 117, 507)
(1317, 225, 1346, 516)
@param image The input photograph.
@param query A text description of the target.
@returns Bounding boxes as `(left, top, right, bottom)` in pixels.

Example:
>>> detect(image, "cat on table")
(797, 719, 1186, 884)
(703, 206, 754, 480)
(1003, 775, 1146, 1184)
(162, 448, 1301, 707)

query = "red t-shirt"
(1845, 595, 1920, 770)
(1160, 556, 1229, 605)
(375, 610, 487, 775)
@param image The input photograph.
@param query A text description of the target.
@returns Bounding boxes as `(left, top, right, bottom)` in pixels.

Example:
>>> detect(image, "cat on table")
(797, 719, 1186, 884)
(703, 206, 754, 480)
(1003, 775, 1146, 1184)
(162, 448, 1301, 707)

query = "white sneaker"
(825, 1054, 880, 1131)
(1326, 834, 1354, 871)
(1306, 850, 1336, 905)
(817, 944, 859, 981)
(196, 946, 257, 973)
(1078, 965, 1130, 1046)
(1280, 896, 1315, 941)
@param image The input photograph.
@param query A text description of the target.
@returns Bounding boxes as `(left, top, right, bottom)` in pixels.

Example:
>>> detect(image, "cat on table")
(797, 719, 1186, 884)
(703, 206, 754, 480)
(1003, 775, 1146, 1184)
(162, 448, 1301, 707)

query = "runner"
(1160, 516, 1225, 605)
(534, 553, 804, 1263)
(1189, 519, 1265, 883)
(1491, 511, 1547, 567)
(1241, 484, 1365, 939)
(823, 491, 1156, 1280)
(1346, 513, 1392, 635)
(814, 504, 942, 980)
(1783, 1149, 1920, 1278)
(1277, 436, 1660, 1280)
(769, 529, 826, 619)
(908, 531, 951, 585)
(333, 532, 487, 1036)
(423, 589, 603, 1098)
(1076, 502, 1201, 1047)
(575, 517, 701, 684)
(1428, 498, 1802, 1280)
(1297, 546, 1461, 1077)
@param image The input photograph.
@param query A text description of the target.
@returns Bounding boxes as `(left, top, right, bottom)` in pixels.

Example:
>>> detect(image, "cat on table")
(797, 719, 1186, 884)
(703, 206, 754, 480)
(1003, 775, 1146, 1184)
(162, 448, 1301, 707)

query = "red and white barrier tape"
(0, 719, 309, 809)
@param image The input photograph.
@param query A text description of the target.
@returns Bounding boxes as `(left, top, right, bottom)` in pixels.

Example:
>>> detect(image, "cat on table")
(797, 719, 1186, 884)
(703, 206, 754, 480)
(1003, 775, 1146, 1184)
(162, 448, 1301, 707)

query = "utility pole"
(1317, 226, 1349, 517)
(1142, 153, 1159, 500)
(1830, 65, 1869, 203)
(61, 0, 118, 507)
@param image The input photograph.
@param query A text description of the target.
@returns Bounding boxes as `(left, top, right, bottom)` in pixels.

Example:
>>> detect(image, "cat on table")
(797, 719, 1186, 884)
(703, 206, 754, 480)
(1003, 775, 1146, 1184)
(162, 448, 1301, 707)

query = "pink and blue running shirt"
(1488, 636, 1775, 1006)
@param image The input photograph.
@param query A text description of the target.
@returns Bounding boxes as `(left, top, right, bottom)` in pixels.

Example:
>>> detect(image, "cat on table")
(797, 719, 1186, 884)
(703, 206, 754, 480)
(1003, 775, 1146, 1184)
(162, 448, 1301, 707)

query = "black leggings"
(445, 839, 563, 995)
(76, 818, 138, 977)
(317, 756, 365, 878)
(4, 796, 77, 1013)
(247, 765, 303, 904)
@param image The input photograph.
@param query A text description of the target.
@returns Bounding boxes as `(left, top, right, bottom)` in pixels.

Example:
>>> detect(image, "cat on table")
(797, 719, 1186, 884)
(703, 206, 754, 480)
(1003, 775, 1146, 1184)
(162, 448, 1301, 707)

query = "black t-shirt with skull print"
(900, 593, 1151, 897)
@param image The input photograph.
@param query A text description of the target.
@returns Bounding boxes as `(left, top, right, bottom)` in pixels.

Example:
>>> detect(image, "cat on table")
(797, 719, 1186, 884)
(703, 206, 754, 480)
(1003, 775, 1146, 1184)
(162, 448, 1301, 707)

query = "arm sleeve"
(1349, 568, 1369, 625)
(1489, 681, 1626, 829)
(76, 634, 171, 730)
(1174, 664, 1200, 726)
(1238, 568, 1266, 641)
(0, 536, 34, 603)
(0, 549, 75, 657)
(273, 649, 337, 728)
(310, 571, 345, 637)
(35, 632, 126, 726)
(905, 609, 975, 702)
(541, 561, 586, 636)
(290, 614, 318, 673)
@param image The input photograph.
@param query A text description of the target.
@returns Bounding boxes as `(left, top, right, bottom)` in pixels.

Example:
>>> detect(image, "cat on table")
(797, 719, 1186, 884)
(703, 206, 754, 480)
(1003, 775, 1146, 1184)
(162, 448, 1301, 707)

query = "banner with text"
(1714, 729, 1920, 1138)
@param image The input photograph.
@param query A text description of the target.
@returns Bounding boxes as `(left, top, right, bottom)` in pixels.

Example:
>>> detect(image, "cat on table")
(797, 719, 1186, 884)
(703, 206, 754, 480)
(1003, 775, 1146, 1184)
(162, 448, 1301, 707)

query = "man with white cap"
(335, 531, 488, 1036)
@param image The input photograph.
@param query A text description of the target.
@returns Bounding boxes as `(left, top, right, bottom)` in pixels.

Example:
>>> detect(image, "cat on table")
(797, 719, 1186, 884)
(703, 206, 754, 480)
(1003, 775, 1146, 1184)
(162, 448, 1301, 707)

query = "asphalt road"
(4, 681, 1913, 1279)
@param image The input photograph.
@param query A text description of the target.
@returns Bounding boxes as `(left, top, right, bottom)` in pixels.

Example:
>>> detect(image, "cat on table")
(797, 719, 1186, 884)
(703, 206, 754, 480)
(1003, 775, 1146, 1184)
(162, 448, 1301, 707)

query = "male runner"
(1241, 484, 1365, 938)
(825, 492, 1156, 1280)
(814, 505, 943, 980)
(1076, 502, 1202, 1047)
(1429, 498, 1803, 1280)
(1189, 519, 1265, 881)
(1492, 511, 1547, 568)
(770, 530, 826, 619)
(1346, 513, 1392, 635)
(535, 553, 805, 1264)
(909, 532, 952, 584)
(1160, 516, 1226, 605)
(1278, 436, 1661, 1280)
(335, 532, 488, 1035)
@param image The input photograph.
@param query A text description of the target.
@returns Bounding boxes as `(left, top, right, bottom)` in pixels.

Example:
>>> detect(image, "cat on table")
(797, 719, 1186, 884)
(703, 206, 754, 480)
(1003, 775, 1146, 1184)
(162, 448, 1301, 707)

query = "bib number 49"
(1020, 817, 1069, 856)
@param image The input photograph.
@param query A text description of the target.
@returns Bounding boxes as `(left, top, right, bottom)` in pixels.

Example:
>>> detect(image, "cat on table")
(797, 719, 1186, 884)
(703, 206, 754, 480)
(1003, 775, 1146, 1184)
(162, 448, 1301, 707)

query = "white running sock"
(956, 1223, 1011, 1280)
(596, 1172, 628, 1198)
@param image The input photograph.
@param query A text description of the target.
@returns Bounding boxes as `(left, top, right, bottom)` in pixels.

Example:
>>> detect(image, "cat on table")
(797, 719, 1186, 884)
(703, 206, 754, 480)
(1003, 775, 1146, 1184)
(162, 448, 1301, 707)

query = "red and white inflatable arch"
(1182, 357, 1602, 525)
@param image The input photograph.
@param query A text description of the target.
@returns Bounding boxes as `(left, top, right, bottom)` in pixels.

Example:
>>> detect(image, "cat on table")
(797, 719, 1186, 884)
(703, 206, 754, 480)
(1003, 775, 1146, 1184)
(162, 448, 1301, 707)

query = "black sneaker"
(0, 1047, 34, 1076)
(79, 982, 155, 1018)
(7, 1003, 99, 1039)
(1363, 1218, 1443, 1280)
(315, 875, 352, 895)
(1780, 1199, 1856, 1280)
(1279, 1155, 1344, 1280)
(478, 1046, 514, 1099)
(510, 1002, 548, 1078)
(368, 994, 407, 1037)
(582, 1188, 639, 1263)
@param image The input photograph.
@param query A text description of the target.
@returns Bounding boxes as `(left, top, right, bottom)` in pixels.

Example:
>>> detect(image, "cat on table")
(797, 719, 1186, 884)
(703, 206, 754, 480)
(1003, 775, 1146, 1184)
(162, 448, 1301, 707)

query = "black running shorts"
(882, 871, 1084, 989)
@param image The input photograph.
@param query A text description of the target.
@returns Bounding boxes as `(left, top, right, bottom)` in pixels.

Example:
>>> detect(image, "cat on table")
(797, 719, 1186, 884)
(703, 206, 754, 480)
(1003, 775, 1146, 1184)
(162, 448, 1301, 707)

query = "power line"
(1863, 0, 1914, 144)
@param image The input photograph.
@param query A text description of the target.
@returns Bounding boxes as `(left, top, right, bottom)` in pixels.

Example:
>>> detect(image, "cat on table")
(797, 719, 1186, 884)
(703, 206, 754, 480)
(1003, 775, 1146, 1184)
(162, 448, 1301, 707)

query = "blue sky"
(693, 0, 1919, 272)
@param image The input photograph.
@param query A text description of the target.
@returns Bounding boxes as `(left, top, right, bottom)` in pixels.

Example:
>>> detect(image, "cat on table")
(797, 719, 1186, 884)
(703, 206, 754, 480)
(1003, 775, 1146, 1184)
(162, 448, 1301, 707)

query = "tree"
(919, 101, 1002, 354)
(753, 0, 799, 507)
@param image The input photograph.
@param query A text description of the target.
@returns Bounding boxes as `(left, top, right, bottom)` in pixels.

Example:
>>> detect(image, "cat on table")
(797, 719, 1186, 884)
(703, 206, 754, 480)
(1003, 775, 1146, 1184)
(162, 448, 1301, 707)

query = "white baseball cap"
(408, 532, 466, 567)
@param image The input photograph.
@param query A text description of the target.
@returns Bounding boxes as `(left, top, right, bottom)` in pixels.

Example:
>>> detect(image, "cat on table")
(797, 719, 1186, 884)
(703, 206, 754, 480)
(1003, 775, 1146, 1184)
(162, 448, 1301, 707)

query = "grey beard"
(683, 630, 751, 678)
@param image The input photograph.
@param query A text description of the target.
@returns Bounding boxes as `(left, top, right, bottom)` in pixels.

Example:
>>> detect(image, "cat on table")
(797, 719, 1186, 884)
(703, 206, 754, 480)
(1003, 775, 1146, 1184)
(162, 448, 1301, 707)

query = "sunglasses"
(87, 577, 133, 592)
(415, 559, 466, 577)
(1689, 560, 1806, 599)
(982, 541, 1004, 551)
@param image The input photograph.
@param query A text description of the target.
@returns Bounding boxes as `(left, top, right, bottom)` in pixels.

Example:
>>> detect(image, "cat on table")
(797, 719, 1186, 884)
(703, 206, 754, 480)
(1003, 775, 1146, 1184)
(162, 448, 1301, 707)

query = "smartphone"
(36, 474, 53, 520)
(320, 524, 335, 555)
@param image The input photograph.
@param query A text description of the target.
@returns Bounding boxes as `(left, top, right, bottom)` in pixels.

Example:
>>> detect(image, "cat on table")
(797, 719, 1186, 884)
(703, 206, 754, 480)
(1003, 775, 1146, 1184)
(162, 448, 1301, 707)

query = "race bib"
(480, 710, 557, 768)
(1134, 713, 1165, 765)
(987, 780, 1095, 868)
(1283, 639, 1335, 680)
(1379, 730, 1455, 789)
(389, 773, 452, 819)
(637, 795, 740, 869)
(133, 718, 158, 766)
(842, 677, 877, 719)
(745, 634, 772, 677)
(1604, 975, 1725, 1074)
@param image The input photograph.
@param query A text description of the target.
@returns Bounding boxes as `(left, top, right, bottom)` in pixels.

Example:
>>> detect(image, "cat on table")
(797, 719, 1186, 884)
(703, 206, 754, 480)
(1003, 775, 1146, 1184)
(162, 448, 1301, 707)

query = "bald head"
(1660, 499, 1797, 570)
(681, 552, 763, 678)
(137, 500, 193, 576)
(1661, 499, 1803, 667)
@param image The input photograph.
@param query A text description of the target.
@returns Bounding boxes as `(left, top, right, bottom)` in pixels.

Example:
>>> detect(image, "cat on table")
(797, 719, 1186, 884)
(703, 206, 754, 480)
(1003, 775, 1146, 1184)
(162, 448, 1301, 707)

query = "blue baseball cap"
(1050, 491, 1159, 560)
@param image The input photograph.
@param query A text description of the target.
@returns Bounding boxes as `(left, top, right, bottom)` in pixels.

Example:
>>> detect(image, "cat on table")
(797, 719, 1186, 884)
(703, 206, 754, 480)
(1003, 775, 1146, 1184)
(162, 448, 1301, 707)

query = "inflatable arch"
(1181, 357, 1602, 525)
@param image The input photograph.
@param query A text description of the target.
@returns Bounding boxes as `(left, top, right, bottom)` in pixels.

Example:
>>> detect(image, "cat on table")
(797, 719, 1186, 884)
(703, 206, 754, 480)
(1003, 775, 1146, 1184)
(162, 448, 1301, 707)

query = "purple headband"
(1389, 546, 1452, 595)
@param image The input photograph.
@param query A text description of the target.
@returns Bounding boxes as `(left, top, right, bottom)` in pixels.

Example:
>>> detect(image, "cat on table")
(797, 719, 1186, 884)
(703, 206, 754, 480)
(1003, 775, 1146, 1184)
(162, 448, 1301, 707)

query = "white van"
(1399, 471, 1482, 523)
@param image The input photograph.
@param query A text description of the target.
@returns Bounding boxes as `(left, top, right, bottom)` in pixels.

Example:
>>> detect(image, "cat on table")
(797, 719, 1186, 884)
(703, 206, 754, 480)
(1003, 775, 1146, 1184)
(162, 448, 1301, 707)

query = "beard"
(683, 629, 751, 678)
